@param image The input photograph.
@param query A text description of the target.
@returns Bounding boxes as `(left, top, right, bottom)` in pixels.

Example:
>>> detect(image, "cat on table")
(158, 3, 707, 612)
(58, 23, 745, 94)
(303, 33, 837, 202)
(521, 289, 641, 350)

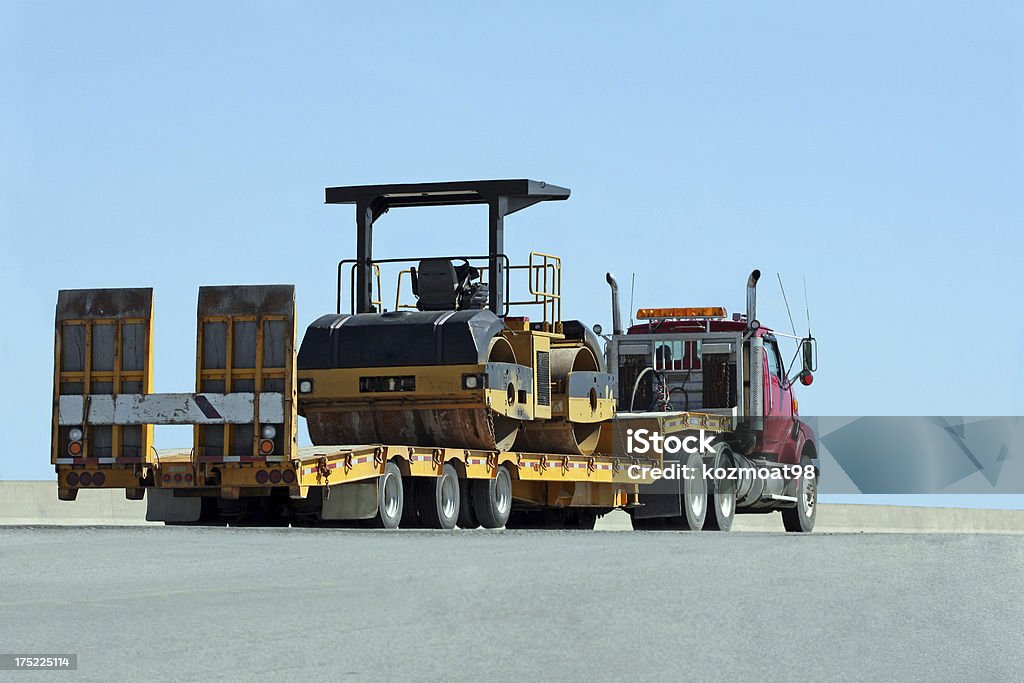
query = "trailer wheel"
(704, 448, 736, 531)
(472, 464, 513, 529)
(416, 463, 460, 530)
(782, 455, 817, 533)
(457, 477, 479, 529)
(365, 461, 404, 529)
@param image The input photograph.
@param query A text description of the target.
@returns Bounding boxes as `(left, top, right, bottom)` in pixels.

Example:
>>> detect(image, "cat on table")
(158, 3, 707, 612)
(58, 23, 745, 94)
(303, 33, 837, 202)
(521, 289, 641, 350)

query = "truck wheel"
(782, 455, 817, 533)
(457, 477, 479, 529)
(365, 461, 404, 529)
(704, 448, 736, 531)
(665, 451, 706, 530)
(416, 463, 460, 530)
(472, 464, 513, 529)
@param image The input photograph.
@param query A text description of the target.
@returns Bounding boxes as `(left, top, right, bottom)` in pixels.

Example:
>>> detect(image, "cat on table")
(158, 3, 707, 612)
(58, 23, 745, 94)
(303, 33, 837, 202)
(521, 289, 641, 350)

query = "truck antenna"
(777, 273, 797, 336)
(803, 275, 812, 336)
(628, 273, 636, 328)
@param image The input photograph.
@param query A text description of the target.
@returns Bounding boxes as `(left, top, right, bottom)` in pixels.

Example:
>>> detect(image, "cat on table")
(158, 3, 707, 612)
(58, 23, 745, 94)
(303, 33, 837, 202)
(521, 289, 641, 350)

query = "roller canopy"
(326, 178, 571, 316)
(324, 179, 570, 213)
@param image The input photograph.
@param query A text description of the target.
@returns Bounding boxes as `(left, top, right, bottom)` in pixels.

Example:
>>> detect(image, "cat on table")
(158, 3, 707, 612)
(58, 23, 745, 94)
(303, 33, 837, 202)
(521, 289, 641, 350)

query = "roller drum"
(514, 346, 603, 456)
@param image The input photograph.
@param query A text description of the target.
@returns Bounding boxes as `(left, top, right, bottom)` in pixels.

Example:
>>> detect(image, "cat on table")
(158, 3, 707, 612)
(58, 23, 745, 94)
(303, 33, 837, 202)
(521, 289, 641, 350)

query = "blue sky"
(1, 1, 1022, 486)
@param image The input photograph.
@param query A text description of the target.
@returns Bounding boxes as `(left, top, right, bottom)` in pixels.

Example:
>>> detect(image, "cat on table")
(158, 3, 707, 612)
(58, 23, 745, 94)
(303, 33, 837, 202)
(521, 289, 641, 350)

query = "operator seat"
(412, 258, 460, 311)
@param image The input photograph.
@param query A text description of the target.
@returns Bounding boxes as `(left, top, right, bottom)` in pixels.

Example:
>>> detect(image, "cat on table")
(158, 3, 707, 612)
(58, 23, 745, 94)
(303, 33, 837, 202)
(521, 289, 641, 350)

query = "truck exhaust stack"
(606, 272, 623, 336)
(746, 269, 760, 329)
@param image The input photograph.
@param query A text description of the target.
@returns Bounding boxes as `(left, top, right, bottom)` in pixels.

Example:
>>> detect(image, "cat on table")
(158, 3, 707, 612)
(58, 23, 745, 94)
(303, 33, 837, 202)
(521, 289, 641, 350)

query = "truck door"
(762, 336, 790, 454)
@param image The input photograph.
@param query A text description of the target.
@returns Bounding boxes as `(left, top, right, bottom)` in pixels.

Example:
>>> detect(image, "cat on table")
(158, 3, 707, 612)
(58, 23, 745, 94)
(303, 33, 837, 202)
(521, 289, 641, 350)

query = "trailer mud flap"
(633, 456, 684, 518)
(145, 488, 202, 523)
(321, 480, 378, 520)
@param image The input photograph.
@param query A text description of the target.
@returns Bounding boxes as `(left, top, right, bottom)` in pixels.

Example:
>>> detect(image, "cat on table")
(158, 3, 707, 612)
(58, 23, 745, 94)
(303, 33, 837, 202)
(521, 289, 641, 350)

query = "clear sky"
(1, 1, 1022, 483)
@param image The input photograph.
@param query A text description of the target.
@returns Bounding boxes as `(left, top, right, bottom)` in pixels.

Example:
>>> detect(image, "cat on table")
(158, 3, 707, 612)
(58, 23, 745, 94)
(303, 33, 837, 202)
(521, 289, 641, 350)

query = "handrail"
(337, 253, 561, 330)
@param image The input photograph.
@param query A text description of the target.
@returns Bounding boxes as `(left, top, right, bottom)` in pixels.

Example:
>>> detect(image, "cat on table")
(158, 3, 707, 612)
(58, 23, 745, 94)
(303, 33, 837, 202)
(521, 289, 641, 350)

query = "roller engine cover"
(297, 309, 506, 369)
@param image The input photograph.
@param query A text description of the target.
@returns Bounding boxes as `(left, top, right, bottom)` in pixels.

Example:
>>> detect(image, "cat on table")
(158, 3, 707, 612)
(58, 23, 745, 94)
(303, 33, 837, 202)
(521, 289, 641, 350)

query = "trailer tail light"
(174, 474, 183, 483)
(185, 473, 194, 483)
(79, 472, 93, 486)
(259, 439, 275, 455)
(163, 474, 171, 483)
(269, 469, 282, 484)
(282, 469, 295, 484)
(67, 440, 83, 456)
(92, 471, 106, 486)
(255, 469, 269, 485)
(66, 471, 80, 486)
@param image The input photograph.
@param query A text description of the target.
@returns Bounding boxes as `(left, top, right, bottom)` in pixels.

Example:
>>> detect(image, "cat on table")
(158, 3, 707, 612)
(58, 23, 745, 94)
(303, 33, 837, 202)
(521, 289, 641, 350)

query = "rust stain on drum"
(305, 405, 518, 451)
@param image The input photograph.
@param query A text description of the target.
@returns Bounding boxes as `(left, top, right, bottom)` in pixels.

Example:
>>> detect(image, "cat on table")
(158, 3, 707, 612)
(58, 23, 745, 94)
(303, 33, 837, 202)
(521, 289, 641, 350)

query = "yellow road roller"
(296, 180, 616, 455)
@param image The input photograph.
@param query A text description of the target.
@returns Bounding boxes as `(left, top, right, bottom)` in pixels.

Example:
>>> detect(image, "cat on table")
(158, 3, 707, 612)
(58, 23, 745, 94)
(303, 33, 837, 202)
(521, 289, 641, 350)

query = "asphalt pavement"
(1, 527, 1021, 681)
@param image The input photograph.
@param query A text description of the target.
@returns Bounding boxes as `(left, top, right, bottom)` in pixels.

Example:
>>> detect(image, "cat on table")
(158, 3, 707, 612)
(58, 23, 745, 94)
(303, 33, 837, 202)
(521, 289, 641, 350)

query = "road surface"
(1, 527, 1021, 681)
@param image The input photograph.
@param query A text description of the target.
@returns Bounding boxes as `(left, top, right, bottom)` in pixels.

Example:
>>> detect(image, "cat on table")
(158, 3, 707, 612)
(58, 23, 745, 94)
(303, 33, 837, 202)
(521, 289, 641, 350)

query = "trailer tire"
(365, 461, 404, 529)
(704, 448, 736, 531)
(457, 477, 479, 529)
(416, 463, 460, 530)
(472, 464, 513, 529)
(782, 455, 817, 533)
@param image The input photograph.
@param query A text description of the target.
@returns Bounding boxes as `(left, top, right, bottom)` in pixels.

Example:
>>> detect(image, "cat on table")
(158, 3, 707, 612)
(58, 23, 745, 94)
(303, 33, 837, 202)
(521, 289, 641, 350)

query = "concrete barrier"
(2, 481, 1023, 532)
(0, 480, 157, 526)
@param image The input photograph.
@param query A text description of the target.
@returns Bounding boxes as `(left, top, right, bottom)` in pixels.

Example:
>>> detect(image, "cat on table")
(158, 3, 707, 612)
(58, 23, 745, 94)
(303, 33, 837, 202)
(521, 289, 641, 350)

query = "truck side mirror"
(799, 337, 817, 385)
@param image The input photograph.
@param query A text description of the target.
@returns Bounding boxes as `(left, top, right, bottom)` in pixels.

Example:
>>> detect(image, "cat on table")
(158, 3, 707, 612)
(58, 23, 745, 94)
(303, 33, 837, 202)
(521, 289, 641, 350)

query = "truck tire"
(704, 448, 736, 531)
(472, 464, 513, 529)
(365, 461, 404, 529)
(665, 451, 706, 530)
(782, 455, 817, 533)
(416, 463, 460, 530)
(457, 477, 479, 529)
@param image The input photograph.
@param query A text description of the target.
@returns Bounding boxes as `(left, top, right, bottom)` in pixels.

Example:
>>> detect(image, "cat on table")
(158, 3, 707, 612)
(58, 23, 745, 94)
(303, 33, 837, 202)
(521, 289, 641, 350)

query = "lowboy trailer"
(51, 179, 818, 532)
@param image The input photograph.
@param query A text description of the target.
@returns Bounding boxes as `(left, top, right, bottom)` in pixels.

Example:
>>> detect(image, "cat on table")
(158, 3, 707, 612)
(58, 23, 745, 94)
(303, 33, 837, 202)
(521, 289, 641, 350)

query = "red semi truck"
(602, 270, 819, 532)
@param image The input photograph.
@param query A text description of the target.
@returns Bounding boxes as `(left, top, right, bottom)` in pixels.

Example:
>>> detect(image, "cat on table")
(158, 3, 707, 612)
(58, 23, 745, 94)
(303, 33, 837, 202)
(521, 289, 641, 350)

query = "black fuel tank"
(297, 309, 505, 369)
